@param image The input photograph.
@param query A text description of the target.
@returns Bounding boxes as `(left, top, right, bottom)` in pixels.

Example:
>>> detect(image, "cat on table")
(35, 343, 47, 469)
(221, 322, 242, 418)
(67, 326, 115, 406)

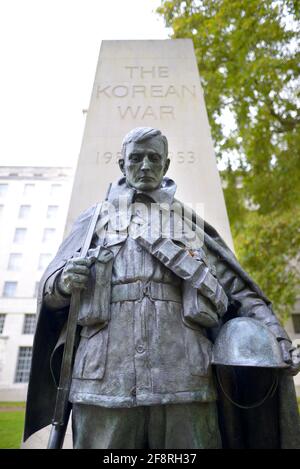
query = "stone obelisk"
(23, 38, 234, 450)
(66, 39, 233, 249)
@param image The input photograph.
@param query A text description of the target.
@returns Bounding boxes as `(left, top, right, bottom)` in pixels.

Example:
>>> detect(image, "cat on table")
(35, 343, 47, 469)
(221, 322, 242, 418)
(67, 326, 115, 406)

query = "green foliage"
(232, 208, 300, 322)
(158, 0, 300, 322)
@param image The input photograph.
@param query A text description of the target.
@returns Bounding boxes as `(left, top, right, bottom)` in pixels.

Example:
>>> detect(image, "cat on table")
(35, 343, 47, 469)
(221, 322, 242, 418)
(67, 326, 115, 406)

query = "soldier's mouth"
(139, 176, 154, 181)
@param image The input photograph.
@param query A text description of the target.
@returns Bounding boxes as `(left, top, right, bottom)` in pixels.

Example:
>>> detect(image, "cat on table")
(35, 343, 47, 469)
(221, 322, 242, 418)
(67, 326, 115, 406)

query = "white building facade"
(0, 166, 73, 400)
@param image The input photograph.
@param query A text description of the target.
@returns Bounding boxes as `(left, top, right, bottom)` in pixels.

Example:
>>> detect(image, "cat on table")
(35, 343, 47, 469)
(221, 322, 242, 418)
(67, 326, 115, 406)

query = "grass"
(0, 402, 25, 449)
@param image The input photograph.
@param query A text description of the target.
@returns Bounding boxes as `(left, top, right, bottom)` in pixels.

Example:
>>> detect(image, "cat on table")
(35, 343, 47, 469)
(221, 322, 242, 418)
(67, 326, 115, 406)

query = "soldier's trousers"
(72, 401, 222, 449)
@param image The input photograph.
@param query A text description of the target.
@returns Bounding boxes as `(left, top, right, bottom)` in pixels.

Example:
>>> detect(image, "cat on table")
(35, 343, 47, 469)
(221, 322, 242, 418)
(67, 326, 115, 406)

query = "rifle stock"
(47, 402, 72, 449)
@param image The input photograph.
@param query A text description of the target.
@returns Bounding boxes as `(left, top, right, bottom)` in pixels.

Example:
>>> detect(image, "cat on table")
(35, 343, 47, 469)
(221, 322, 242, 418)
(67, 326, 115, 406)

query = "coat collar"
(107, 176, 177, 208)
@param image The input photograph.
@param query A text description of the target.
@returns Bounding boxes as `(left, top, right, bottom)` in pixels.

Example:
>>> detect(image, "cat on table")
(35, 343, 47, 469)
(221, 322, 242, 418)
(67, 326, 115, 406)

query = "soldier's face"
(120, 137, 170, 191)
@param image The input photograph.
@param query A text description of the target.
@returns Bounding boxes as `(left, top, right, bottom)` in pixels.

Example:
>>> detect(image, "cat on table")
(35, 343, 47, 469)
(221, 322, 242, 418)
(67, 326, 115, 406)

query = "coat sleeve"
(209, 251, 291, 343)
(40, 203, 99, 312)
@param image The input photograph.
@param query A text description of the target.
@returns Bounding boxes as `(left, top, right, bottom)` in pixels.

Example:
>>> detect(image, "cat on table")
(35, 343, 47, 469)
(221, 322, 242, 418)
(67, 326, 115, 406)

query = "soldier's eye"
(129, 154, 142, 163)
(149, 154, 161, 163)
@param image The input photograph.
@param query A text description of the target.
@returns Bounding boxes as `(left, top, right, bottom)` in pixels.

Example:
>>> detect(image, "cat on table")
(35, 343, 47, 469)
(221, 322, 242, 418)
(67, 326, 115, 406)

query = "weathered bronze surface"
(24, 127, 300, 449)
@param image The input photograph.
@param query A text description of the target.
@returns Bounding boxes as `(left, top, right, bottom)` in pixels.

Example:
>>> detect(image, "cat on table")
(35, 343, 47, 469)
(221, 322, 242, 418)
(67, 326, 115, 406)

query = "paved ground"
(0, 406, 25, 412)
(21, 421, 73, 449)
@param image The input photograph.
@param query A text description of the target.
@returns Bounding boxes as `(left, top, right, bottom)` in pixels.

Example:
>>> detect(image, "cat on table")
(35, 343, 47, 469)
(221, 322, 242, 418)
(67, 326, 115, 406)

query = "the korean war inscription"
(99, 65, 195, 120)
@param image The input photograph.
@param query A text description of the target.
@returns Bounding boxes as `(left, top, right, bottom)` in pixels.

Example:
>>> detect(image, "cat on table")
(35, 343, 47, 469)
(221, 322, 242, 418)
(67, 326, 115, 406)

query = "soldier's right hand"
(57, 257, 93, 295)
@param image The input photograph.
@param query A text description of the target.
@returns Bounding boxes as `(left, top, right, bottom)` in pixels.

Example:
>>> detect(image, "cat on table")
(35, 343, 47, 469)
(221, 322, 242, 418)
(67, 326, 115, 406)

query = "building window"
(0, 184, 8, 197)
(2, 281, 17, 297)
(23, 314, 36, 334)
(50, 184, 62, 196)
(292, 314, 300, 334)
(42, 228, 56, 243)
(23, 183, 35, 196)
(15, 347, 32, 383)
(33, 281, 39, 297)
(18, 205, 31, 219)
(46, 205, 59, 219)
(13, 228, 27, 244)
(7, 253, 22, 271)
(38, 253, 52, 270)
(0, 314, 6, 334)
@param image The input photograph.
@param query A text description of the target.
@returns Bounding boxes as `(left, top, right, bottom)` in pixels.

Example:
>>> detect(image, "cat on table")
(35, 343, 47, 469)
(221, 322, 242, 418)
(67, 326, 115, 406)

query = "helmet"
(212, 317, 288, 368)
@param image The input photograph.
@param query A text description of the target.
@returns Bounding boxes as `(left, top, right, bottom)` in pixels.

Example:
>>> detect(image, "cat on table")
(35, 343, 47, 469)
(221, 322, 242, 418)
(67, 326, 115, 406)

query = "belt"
(111, 280, 182, 303)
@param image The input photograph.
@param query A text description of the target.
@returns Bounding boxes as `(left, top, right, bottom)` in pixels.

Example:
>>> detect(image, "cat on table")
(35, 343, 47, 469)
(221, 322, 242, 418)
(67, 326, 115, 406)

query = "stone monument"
(65, 39, 233, 249)
(24, 39, 233, 449)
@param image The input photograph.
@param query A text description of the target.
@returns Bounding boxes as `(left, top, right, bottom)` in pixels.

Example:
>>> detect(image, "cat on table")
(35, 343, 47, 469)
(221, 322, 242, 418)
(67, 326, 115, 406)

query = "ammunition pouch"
(182, 281, 219, 328)
(77, 245, 121, 327)
(133, 231, 228, 322)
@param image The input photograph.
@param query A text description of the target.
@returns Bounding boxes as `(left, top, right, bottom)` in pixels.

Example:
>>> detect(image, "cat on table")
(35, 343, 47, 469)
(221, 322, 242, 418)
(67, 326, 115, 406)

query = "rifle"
(47, 197, 106, 449)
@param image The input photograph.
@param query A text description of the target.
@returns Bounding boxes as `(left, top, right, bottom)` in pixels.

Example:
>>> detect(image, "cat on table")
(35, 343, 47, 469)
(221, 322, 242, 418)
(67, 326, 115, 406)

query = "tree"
(157, 0, 300, 321)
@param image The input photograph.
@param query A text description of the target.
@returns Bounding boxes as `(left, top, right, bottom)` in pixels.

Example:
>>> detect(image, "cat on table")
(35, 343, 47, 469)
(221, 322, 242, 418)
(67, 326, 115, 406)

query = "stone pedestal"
(21, 422, 72, 449)
(65, 39, 233, 249)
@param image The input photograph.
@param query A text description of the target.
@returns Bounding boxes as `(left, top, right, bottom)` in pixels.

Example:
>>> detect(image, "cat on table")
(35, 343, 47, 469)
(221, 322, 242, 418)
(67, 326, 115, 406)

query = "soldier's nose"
(141, 157, 151, 171)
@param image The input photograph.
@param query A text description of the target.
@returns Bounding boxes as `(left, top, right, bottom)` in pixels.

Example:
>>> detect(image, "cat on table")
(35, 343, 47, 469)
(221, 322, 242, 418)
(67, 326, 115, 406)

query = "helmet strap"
(215, 367, 279, 410)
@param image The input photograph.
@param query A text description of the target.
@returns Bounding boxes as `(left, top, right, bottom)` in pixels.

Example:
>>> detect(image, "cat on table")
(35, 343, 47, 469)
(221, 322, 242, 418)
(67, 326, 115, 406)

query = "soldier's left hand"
(289, 346, 300, 376)
(280, 340, 300, 376)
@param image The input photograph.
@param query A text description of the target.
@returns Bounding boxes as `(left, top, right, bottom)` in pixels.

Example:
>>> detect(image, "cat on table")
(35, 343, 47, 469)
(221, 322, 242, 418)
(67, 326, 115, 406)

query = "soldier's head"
(119, 127, 170, 191)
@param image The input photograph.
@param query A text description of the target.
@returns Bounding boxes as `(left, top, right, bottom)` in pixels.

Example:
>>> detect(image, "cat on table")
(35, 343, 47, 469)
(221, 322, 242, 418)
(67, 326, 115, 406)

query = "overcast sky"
(0, 0, 169, 168)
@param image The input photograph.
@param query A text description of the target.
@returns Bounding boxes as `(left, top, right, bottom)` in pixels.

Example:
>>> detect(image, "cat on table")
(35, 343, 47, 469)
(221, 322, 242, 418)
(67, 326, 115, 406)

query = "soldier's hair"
(121, 127, 168, 159)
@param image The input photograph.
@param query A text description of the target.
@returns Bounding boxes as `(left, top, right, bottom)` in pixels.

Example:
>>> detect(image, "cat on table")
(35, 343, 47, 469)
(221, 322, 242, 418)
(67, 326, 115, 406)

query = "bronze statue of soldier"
(24, 127, 300, 449)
